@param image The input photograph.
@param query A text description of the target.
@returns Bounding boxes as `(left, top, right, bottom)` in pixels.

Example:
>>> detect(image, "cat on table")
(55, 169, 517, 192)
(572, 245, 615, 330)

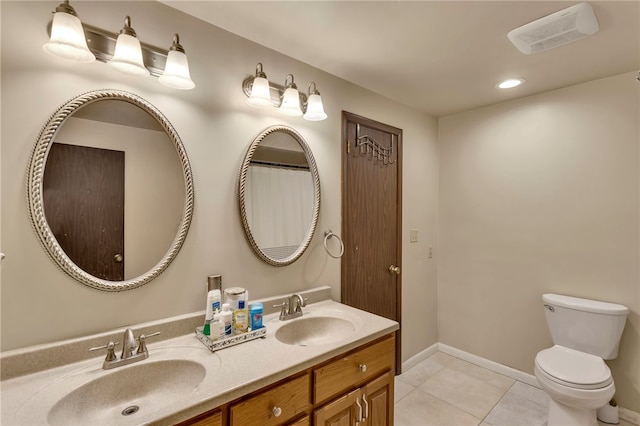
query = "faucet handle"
(89, 341, 119, 362)
(136, 331, 161, 354)
(273, 301, 289, 319)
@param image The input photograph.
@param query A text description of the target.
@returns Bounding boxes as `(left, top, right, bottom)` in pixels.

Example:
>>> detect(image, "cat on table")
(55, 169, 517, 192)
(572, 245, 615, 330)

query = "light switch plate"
(410, 229, 418, 243)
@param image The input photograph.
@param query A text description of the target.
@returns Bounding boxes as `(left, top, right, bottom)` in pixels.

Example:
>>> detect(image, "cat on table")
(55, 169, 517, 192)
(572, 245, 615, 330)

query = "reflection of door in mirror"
(44, 100, 185, 281)
(245, 133, 313, 260)
(44, 143, 125, 281)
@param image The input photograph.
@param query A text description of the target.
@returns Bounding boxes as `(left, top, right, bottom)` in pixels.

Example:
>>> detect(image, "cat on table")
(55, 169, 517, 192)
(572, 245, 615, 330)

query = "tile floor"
(394, 351, 635, 426)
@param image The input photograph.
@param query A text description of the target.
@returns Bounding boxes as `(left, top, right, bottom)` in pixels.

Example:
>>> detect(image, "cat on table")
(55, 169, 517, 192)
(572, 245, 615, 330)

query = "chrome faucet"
(274, 293, 308, 320)
(89, 328, 160, 370)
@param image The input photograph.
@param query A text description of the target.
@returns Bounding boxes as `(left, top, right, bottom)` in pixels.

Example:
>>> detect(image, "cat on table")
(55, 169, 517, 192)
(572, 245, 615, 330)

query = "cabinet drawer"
(313, 335, 394, 404)
(230, 373, 310, 426)
(175, 408, 222, 426)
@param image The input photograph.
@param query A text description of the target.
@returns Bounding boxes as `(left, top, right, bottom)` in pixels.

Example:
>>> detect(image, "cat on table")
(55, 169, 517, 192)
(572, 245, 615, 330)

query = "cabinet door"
(288, 415, 310, 426)
(362, 371, 394, 426)
(314, 388, 362, 426)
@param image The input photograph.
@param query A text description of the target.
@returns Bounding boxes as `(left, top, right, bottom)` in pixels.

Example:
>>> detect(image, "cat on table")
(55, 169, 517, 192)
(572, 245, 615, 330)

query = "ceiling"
(163, 1, 640, 117)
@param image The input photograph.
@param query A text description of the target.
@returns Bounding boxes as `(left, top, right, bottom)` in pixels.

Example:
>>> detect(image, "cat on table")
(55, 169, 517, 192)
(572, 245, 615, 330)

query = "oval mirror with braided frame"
(238, 125, 320, 266)
(27, 89, 194, 291)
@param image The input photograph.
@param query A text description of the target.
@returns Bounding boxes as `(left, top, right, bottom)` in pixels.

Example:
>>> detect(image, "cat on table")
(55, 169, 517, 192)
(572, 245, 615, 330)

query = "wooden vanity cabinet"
(177, 334, 395, 426)
(313, 335, 395, 426)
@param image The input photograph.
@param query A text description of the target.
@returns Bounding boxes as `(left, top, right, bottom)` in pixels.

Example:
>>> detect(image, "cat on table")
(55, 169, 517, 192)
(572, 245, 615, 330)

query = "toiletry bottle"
(220, 303, 233, 337)
(224, 287, 247, 311)
(250, 302, 263, 330)
(204, 276, 222, 335)
(234, 300, 249, 334)
(210, 311, 224, 341)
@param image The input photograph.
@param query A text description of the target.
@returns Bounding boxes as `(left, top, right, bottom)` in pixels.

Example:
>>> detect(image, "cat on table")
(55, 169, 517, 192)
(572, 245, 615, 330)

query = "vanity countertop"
(0, 299, 398, 425)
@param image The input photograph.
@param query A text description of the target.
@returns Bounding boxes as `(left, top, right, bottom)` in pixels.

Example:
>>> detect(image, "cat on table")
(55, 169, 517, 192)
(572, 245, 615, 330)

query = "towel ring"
(323, 229, 344, 259)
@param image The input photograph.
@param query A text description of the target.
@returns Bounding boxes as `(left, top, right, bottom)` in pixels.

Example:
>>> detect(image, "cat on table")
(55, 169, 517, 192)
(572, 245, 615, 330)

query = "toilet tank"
(542, 293, 629, 359)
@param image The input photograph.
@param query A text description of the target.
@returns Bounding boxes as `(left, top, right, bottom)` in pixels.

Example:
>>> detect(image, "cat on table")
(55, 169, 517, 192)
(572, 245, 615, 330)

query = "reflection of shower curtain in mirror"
(246, 166, 313, 256)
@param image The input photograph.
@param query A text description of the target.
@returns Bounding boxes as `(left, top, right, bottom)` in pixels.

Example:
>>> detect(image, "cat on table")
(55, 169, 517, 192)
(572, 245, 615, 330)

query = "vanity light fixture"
(497, 78, 526, 89)
(303, 82, 327, 121)
(242, 63, 327, 121)
(246, 63, 273, 108)
(158, 34, 195, 90)
(110, 16, 149, 76)
(43, 1, 195, 89)
(43, 0, 95, 63)
(278, 74, 303, 116)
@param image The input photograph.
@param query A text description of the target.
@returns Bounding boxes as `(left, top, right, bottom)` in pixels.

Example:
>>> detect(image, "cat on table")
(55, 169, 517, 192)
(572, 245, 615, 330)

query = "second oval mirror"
(238, 126, 320, 266)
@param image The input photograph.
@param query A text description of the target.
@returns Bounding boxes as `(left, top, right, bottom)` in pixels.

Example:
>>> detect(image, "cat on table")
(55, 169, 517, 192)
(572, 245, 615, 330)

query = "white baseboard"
(400, 342, 439, 373)
(437, 343, 540, 388)
(620, 407, 640, 425)
(402, 343, 639, 425)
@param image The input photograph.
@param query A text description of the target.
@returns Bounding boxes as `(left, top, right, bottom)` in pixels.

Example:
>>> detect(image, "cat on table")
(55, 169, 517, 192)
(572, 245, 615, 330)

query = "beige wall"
(0, 1, 439, 366)
(438, 72, 640, 411)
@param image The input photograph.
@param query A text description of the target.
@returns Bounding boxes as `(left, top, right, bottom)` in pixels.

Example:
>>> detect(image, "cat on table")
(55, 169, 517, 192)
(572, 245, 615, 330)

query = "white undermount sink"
(275, 316, 356, 346)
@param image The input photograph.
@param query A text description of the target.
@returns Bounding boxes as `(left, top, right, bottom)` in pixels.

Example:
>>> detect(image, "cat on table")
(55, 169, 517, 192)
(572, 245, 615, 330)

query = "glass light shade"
(278, 87, 303, 116)
(110, 33, 149, 76)
(43, 11, 95, 63)
(246, 76, 273, 108)
(303, 93, 327, 121)
(159, 50, 195, 90)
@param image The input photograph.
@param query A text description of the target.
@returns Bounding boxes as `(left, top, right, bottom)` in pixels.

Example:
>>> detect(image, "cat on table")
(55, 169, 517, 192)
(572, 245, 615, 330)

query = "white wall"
(439, 72, 640, 412)
(0, 1, 439, 367)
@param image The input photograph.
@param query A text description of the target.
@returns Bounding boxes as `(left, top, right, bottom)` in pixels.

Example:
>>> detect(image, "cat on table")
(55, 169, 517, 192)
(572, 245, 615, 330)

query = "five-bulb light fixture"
(242, 63, 327, 121)
(43, 1, 195, 90)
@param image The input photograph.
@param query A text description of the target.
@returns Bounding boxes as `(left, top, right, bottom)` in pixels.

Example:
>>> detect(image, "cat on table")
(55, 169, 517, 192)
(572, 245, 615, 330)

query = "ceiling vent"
(508, 2, 599, 54)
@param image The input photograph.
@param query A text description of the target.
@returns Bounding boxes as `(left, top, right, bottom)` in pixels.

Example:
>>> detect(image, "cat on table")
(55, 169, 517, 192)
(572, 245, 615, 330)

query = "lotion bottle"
(233, 299, 249, 334)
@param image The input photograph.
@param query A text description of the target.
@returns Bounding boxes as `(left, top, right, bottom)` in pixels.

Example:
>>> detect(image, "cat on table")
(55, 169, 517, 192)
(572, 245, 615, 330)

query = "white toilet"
(534, 293, 628, 426)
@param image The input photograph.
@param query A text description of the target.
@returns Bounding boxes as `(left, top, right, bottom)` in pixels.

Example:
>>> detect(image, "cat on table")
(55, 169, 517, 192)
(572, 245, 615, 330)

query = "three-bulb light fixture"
(242, 63, 327, 121)
(43, 0, 195, 90)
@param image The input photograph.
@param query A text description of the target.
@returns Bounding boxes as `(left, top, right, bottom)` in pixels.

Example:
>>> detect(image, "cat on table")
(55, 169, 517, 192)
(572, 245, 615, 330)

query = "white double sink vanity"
(1, 288, 398, 425)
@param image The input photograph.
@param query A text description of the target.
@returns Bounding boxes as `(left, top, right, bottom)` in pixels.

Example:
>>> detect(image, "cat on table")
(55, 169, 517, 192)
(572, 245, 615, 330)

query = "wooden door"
(314, 389, 361, 426)
(362, 371, 394, 426)
(342, 112, 402, 372)
(43, 142, 125, 281)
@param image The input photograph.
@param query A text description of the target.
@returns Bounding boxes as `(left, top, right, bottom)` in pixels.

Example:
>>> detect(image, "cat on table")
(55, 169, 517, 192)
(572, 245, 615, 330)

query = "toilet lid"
(536, 346, 612, 389)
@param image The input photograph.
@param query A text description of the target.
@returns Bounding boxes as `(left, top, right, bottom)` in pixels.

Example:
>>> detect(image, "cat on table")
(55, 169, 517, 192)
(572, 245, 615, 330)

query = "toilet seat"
(535, 345, 612, 390)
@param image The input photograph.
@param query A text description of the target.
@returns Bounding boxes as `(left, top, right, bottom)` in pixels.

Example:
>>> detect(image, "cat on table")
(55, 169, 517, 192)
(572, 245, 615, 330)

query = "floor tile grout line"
(403, 385, 484, 425)
(480, 379, 516, 423)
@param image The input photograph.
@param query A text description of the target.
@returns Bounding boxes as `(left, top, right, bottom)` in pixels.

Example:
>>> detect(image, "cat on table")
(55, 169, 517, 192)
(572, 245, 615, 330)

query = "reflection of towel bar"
(323, 230, 344, 259)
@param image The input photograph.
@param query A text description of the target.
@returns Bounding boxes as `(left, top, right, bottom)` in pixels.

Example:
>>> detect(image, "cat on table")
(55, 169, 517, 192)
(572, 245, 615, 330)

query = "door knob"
(389, 265, 400, 275)
(114, 254, 123, 263)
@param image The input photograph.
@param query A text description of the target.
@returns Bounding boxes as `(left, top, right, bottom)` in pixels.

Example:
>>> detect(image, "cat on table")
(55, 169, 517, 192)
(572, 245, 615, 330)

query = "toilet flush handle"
(544, 304, 555, 312)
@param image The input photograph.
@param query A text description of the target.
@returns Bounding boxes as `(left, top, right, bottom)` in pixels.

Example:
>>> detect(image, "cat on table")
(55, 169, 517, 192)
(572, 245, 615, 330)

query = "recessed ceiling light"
(497, 78, 526, 89)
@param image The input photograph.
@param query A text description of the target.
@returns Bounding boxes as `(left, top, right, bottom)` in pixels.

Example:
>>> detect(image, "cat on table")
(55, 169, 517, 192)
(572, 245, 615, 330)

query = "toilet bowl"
(535, 294, 628, 426)
(535, 345, 615, 425)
